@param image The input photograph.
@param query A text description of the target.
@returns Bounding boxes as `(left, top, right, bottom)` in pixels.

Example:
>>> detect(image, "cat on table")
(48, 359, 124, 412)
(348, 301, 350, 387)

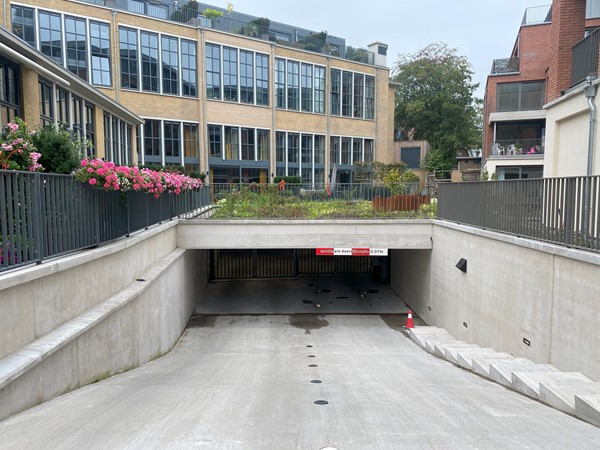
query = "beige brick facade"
(1, 0, 394, 182)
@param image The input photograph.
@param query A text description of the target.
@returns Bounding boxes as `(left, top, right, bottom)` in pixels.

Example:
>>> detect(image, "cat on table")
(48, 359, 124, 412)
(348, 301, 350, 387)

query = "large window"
(287, 61, 299, 110)
(275, 58, 286, 108)
(224, 126, 239, 160)
(65, 16, 87, 81)
(39, 79, 53, 126)
(341, 71, 353, 117)
(164, 121, 180, 159)
(353, 74, 364, 118)
(0, 59, 20, 125)
(206, 43, 221, 100)
(314, 66, 325, 114)
(161, 35, 179, 95)
(365, 76, 375, 119)
(288, 133, 299, 164)
(72, 95, 84, 138)
(39, 11, 62, 65)
(119, 27, 138, 89)
(330, 69, 341, 116)
(144, 119, 161, 157)
(90, 21, 111, 86)
(587, 0, 600, 18)
(256, 54, 269, 106)
(301, 63, 313, 112)
(11, 6, 36, 47)
(184, 123, 199, 159)
(341, 137, 351, 164)
(257, 129, 269, 160)
(141, 31, 159, 93)
(276, 131, 286, 163)
(223, 47, 238, 101)
(240, 50, 254, 104)
(208, 124, 222, 158)
(181, 39, 197, 97)
(85, 103, 95, 155)
(241, 127, 255, 160)
(55, 87, 69, 127)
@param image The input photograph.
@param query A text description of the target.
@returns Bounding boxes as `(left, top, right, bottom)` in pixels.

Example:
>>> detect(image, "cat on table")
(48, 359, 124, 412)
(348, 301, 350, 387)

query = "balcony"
(491, 139, 544, 157)
(572, 27, 600, 86)
(491, 57, 519, 75)
(496, 81, 546, 112)
(521, 5, 552, 26)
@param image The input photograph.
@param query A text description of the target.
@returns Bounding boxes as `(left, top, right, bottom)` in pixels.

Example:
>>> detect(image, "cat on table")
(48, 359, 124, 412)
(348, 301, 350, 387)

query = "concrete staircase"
(407, 326, 600, 428)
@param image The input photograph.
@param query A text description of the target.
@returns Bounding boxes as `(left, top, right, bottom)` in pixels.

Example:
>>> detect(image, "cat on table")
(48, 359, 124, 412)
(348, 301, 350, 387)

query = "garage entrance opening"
(210, 249, 388, 283)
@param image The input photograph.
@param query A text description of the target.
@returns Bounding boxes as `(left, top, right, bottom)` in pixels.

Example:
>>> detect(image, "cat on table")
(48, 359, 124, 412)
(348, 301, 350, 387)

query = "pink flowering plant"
(75, 158, 203, 197)
(0, 118, 43, 171)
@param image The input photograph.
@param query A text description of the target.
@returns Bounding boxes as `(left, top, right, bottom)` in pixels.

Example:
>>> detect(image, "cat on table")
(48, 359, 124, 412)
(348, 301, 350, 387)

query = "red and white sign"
(315, 248, 388, 256)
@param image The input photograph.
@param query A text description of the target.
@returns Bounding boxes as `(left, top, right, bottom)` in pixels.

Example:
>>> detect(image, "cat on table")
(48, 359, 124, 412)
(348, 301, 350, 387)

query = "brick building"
(0, 0, 395, 185)
(483, 0, 600, 179)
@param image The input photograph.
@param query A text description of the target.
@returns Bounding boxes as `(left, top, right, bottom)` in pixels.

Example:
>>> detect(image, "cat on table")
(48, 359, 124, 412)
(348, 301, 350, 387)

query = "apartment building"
(1, 0, 395, 185)
(484, 0, 600, 179)
(482, 5, 552, 180)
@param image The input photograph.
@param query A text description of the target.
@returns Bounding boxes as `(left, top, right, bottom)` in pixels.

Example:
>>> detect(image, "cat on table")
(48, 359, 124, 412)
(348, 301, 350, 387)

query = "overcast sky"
(220, 0, 551, 98)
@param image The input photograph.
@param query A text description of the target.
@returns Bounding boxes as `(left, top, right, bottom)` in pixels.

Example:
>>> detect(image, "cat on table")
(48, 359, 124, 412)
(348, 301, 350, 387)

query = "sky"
(217, 0, 551, 98)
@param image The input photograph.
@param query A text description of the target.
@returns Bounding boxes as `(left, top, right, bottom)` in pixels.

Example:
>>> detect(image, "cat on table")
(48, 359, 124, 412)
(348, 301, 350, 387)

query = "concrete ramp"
(406, 326, 600, 428)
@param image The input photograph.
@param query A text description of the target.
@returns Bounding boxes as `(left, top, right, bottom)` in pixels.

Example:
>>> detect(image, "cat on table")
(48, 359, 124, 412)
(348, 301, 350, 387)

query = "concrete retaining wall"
(391, 221, 600, 381)
(0, 223, 207, 421)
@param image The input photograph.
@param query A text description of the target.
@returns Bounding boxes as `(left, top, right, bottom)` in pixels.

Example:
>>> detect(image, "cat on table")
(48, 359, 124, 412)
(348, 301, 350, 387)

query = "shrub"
(32, 125, 86, 174)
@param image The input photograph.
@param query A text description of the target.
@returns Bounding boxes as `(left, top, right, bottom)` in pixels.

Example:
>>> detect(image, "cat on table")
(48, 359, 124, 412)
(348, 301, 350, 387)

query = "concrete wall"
(544, 79, 600, 177)
(0, 223, 208, 421)
(391, 221, 600, 381)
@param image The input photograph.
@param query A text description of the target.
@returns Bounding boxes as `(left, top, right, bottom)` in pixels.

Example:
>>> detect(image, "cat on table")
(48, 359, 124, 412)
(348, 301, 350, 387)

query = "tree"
(393, 43, 482, 172)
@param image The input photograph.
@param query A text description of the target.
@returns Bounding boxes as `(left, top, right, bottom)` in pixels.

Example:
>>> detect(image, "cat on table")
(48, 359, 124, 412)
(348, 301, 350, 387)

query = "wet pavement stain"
(288, 314, 330, 334)
(187, 315, 217, 328)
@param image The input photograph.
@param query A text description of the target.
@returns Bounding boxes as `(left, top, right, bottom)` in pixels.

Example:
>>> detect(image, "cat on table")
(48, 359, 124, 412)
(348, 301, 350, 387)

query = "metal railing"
(0, 170, 209, 272)
(491, 58, 520, 75)
(210, 182, 424, 201)
(572, 27, 600, 86)
(491, 139, 544, 156)
(437, 176, 600, 252)
(79, 0, 375, 65)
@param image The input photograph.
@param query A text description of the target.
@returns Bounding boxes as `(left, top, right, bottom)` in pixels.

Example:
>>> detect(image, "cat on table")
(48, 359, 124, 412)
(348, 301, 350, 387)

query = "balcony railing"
(491, 58, 520, 75)
(521, 5, 552, 25)
(79, 0, 375, 64)
(496, 90, 545, 112)
(491, 139, 544, 156)
(572, 27, 600, 86)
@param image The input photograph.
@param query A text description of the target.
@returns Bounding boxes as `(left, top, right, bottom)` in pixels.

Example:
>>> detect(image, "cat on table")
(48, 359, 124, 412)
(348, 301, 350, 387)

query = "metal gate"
(210, 249, 373, 279)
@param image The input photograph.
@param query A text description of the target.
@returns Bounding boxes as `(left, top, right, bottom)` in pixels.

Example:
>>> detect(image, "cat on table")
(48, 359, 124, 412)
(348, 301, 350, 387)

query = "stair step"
(423, 338, 464, 354)
(538, 381, 600, 415)
(575, 393, 600, 427)
(445, 347, 493, 365)
(471, 355, 523, 378)
(432, 342, 473, 359)
(511, 372, 592, 400)
(489, 362, 557, 388)
(408, 327, 453, 350)
(457, 351, 511, 371)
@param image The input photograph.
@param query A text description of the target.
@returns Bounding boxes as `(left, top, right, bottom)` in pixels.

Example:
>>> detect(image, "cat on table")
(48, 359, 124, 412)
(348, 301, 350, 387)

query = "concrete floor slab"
(1, 315, 600, 448)
(196, 275, 409, 315)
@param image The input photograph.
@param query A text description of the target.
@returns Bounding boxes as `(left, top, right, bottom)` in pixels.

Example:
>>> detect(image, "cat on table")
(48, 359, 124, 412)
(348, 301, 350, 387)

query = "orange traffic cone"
(406, 310, 414, 329)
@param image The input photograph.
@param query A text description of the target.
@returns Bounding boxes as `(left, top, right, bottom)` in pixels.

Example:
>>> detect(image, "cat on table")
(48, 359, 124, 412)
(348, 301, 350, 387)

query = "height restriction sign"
(315, 248, 388, 256)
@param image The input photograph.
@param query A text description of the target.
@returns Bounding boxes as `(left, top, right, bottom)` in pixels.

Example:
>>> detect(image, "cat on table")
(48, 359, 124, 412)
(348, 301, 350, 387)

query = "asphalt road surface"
(1, 314, 599, 449)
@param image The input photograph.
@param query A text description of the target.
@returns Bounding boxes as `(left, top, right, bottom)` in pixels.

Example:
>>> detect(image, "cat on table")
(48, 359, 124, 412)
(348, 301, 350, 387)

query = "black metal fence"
(437, 177, 600, 252)
(0, 170, 210, 272)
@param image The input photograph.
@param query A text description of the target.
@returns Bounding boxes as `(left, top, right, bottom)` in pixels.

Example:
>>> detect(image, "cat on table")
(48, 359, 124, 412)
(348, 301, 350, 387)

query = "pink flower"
(89, 178, 97, 186)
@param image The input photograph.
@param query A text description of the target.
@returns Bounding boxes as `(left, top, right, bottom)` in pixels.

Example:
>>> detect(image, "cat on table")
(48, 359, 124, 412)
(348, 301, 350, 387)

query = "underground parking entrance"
(196, 248, 411, 316)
